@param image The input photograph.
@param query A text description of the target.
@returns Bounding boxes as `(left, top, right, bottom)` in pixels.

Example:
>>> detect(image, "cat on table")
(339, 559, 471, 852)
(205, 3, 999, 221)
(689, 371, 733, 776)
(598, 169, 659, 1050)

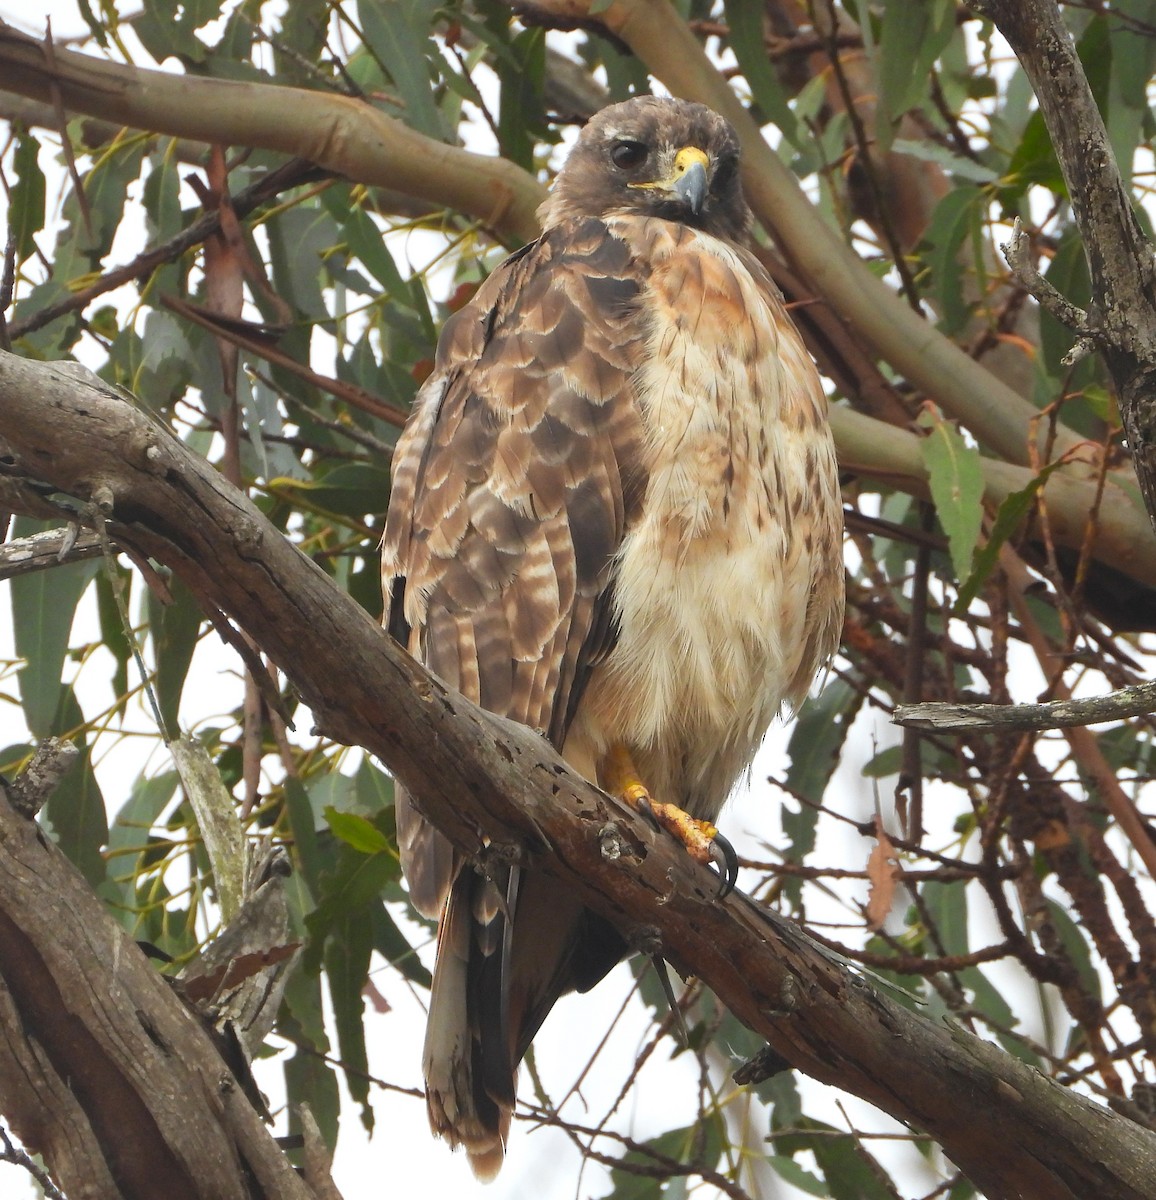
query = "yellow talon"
(600, 744, 731, 877)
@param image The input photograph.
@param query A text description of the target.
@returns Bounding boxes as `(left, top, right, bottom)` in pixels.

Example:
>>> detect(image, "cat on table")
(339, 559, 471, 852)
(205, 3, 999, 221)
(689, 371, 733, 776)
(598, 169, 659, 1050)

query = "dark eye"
(713, 154, 738, 190)
(610, 140, 648, 170)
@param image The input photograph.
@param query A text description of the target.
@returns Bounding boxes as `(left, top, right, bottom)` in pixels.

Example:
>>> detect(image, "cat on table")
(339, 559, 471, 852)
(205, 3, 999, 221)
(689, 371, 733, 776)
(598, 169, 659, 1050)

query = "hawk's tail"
(422, 865, 628, 1179)
(423, 867, 515, 1181)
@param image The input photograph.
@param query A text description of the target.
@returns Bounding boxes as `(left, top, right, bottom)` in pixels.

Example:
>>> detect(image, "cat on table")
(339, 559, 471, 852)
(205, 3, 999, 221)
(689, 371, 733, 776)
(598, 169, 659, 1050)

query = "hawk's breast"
(565, 217, 842, 820)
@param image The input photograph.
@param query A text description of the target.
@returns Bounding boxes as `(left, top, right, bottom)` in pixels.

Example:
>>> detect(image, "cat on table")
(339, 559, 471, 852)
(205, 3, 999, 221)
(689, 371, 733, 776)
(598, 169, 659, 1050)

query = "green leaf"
(767, 1156, 827, 1196)
(276, 462, 392, 520)
(65, 139, 148, 266)
(10, 128, 46, 261)
(281, 965, 340, 1150)
(922, 879, 968, 955)
(1038, 232, 1091, 381)
(862, 744, 903, 779)
(325, 910, 374, 1129)
(999, 110, 1066, 212)
(1046, 899, 1102, 1003)
(95, 565, 132, 717)
(812, 1129, 901, 1200)
(1080, 384, 1118, 425)
(920, 185, 984, 335)
(877, 0, 956, 144)
(369, 901, 430, 988)
(355, 758, 395, 813)
(101, 770, 179, 921)
(606, 1115, 725, 1200)
(11, 518, 100, 738)
(40, 690, 107, 888)
(356, 0, 448, 141)
(324, 806, 391, 855)
(138, 309, 194, 406)
(724, 0, 800, 147)
(782, 680, 860, 901)
(955, 460, 1064, 612)
(892, 138, 998, 185)
(917, 407, 984, 583)
(148, 575, 204, 737)
(284, 777, 324, 894)
(303, 805, 400, 973)
(496, 27, 548, 171)
(335, 199, 412, 306)
(142, 145, 185, 295)
(284, 1042, 341, 1153)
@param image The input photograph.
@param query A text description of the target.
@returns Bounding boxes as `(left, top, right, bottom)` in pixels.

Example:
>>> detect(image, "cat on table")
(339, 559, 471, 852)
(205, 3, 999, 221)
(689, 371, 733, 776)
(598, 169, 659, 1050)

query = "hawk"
(381, 96, 844, 1177)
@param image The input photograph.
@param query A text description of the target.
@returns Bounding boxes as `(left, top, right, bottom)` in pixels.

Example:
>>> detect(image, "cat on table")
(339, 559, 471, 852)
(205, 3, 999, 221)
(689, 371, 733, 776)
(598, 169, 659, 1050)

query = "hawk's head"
(541, 96, 750, 242)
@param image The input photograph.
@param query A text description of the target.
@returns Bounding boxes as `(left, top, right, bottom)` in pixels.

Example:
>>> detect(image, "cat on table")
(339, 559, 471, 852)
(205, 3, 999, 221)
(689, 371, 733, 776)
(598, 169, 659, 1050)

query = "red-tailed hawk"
(381, 96, 844, 1178)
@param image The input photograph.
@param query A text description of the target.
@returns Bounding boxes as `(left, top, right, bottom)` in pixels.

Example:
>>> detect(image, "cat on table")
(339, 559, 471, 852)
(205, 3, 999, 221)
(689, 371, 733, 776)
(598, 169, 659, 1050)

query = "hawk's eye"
(610, 140, 648, 170)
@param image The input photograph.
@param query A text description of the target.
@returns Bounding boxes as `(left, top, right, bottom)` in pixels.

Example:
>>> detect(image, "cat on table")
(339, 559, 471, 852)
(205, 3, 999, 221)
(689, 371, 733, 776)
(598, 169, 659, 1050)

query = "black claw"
(635, 794, 659, 829)
(710, 832, 739, 898)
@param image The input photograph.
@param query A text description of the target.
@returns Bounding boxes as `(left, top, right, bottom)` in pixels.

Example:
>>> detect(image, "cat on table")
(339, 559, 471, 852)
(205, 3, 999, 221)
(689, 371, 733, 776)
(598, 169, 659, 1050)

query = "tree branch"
(0, 18, 544, 243)
(1, 359, 1154, 1198)
(894, 680, 1156, 733)
(971, 0, 1156, 534)
(0, 775, 329, 1200)
(0, 524, 103, 580)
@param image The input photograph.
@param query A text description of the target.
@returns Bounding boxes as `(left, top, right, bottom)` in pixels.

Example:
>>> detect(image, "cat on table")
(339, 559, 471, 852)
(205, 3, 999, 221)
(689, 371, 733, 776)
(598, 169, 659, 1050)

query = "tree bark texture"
(0, 786, 324, 1200)
(2, 358, 1155, 1199)
(972, 0, 1156, 535)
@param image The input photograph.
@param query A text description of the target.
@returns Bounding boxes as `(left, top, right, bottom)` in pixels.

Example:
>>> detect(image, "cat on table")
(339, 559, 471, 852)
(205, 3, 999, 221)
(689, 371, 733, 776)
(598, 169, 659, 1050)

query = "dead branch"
(894, 680, 1156, 733)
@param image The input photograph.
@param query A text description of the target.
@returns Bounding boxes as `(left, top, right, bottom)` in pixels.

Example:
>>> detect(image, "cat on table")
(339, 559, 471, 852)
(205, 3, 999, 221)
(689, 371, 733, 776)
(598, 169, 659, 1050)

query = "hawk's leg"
(601, 744, 739, 896)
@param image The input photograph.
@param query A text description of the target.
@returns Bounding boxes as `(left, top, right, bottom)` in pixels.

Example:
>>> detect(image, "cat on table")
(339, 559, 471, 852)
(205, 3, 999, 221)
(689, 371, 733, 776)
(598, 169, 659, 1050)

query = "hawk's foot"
(602, 745, 738, 896)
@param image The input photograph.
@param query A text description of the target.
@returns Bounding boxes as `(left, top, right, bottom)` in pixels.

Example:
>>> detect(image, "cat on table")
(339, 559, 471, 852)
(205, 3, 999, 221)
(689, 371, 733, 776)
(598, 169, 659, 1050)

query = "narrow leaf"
(918, 406, 984, 583)
(11, 518, 100, 738)
(171, 734, 246, 922)
(10, 129, 46, 261)
(324, 806, 391, 855)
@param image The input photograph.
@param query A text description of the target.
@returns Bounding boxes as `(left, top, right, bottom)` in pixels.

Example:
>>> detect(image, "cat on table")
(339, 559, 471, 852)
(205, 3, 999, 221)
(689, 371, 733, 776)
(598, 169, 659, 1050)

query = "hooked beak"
(628, 145, 711, 215)
(670, 146, 709, 215)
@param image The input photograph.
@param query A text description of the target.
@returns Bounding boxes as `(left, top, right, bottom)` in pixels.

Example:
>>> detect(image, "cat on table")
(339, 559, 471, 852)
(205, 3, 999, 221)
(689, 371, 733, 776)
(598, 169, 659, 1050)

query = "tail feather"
(423, 869, 514, 1180)
(422, 867, 627, 1179)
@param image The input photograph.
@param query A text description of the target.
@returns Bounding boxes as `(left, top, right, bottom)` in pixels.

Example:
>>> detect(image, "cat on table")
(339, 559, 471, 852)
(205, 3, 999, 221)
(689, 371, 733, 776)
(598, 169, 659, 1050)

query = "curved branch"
(831, 403, 1156, 589)
(1, 353, 1155, 1200)
(0, 19, 543, 243)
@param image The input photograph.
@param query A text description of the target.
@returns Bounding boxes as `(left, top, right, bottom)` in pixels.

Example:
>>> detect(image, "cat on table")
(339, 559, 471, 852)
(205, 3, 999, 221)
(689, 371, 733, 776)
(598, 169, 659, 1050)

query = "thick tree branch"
(0, 19, 543, 243)
(0, 780, 328, 1200)
(2, 360, 1155, 1199)
(971, 0, 1156, 534)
